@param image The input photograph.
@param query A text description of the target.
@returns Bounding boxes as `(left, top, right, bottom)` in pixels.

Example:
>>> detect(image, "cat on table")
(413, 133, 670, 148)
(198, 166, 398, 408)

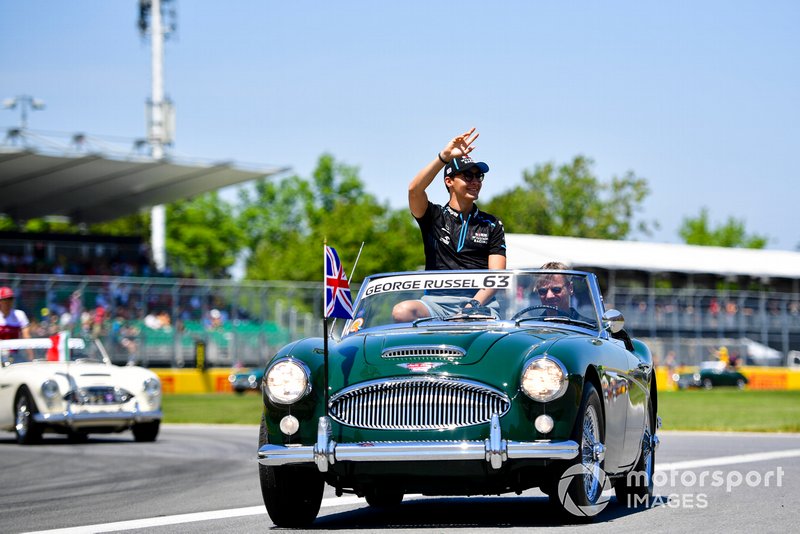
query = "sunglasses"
(457, 172, 485, 183)
(537, 286, 564, 296)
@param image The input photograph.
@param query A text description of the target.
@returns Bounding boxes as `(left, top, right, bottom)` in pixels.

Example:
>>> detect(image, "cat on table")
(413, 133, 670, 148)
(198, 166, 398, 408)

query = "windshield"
(0, 339, 100, 365)
(344, 270, 601, 336)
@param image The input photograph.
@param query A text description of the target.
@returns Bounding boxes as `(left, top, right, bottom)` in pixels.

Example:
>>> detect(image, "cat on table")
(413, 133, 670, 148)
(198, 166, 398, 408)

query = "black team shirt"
(415, 201, 506, 271)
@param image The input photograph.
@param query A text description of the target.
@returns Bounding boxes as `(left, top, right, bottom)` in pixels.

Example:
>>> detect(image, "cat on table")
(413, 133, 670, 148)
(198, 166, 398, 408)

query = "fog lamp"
(280, 415, 300, 436)
(535, 414, 554, 434)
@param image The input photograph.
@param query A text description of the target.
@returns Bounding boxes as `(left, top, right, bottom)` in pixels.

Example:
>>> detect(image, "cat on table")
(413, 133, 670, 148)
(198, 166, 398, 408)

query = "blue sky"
(2, 1, 798, 250)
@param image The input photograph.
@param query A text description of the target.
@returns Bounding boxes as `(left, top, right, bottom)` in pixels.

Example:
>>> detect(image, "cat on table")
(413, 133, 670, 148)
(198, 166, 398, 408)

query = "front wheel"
(15, 387, 43, 445)
(365, 488, 404, 508)
(736, 378, 746, 390)
(258, 418, 323, 527)
(132, 421, 160, 442)
(551, 382, 608, 518)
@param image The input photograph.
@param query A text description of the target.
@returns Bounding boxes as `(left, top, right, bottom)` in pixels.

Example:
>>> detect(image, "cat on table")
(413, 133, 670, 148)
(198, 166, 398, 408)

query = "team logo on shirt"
(440, 235, 450, 245)
(472, 231, 489, 244)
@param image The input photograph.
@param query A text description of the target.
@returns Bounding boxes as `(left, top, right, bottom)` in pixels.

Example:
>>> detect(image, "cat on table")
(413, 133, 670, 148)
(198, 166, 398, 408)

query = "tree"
(483, 156, 654, 239)
(240, 154, 423, 282)
(165, 192, 244, 278)
(678, 207, 768, 249)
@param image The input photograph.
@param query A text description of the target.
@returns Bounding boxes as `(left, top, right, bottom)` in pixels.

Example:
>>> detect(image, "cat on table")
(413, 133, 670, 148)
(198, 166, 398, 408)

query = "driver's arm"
(469, 254, 507, 305)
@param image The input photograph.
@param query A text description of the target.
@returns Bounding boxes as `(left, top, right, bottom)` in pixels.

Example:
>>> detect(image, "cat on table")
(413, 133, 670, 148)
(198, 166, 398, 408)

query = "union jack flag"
(324, 245, 353, 319)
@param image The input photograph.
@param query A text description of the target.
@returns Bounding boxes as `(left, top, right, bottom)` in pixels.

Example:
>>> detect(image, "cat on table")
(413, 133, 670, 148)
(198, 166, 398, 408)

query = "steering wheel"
(511, 304, 564, 321)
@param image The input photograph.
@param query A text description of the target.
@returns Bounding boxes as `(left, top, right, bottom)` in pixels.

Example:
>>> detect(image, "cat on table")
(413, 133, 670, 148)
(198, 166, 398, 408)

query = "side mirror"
(602, 309, 625, 334)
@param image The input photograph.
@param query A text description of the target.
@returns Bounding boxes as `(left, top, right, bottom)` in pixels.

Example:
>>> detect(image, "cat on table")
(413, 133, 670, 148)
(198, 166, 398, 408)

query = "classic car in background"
(673, 360, 748, 390)
(257, 269, 660, 526)
(0, 337, 162, 444)
(229, 368, 264, 394)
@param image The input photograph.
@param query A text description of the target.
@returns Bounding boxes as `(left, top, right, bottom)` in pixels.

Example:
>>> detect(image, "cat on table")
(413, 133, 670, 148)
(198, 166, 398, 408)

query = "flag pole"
(322, 240, 330, 415)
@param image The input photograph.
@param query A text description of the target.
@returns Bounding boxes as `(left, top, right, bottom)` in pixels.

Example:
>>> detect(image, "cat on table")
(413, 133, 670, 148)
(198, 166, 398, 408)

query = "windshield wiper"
(412, 313, 495, 326)
(517, 316, 596, 329)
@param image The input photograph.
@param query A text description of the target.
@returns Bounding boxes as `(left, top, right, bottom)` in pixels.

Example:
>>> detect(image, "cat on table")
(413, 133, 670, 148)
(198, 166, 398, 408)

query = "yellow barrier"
(656, 365, 800, 391)
(153, 368, 236, 394)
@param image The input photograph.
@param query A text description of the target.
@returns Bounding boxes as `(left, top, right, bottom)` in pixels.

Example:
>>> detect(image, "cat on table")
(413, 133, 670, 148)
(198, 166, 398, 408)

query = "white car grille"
(64, 386, 134, 405)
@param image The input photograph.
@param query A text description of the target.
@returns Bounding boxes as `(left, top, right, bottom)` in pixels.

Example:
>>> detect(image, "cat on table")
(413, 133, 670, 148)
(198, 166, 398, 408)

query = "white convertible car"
(0, 337, 162, 444)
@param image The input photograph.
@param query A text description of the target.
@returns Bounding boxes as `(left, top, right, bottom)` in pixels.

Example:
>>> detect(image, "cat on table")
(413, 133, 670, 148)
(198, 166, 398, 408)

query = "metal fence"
(609, 287, 800, 365)
(3, 274, 325, 368)
(3, 274, 800, 368)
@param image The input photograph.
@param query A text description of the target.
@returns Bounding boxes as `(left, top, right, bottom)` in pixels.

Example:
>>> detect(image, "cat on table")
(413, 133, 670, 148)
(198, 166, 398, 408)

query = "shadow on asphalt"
(308, 495, 658, 529)
(0, 434, 141, 446)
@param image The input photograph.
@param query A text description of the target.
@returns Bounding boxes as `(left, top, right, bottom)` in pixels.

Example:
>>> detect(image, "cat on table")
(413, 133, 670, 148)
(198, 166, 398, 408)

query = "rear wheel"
(736, 378, 746, 390)
(15, 387, 43, 445)
(615, 399, 655, 507)
(258, 418, 323, 527)
(132, 421, 160, 442)
(702, 378, 713, 389)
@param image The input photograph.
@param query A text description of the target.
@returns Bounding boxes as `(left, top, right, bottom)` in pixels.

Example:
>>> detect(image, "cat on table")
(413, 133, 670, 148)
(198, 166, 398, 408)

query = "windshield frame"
(341, 269, 606, 338)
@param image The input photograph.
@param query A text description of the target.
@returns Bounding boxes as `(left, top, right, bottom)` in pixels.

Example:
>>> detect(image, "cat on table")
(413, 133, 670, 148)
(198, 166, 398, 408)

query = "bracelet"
(438, 152, 448, 164)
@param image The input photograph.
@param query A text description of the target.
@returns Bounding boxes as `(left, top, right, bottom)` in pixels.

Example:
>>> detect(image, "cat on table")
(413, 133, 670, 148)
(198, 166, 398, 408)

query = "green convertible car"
(257, 269, 660, 526)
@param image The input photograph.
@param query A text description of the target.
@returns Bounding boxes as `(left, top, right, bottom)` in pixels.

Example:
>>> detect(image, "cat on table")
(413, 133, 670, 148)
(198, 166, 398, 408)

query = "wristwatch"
(465, 299, 482, 308)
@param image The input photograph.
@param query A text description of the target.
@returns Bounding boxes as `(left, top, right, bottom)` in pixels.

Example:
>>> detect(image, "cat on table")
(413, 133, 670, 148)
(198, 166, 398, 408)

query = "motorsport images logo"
(556, 463, 612, 517)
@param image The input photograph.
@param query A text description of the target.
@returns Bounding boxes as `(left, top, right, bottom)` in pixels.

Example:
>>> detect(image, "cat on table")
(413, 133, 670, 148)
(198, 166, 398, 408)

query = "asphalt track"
(1, 425, 798, 533)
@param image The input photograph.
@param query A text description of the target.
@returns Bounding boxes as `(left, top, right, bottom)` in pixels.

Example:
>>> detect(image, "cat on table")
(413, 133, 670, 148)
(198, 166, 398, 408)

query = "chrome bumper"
(258, 415, 579, 472)
(34, 407, 162, 427)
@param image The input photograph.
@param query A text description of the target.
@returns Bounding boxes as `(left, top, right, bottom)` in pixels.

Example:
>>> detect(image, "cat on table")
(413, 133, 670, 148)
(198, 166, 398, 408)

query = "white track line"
(26, 450, 800, 533)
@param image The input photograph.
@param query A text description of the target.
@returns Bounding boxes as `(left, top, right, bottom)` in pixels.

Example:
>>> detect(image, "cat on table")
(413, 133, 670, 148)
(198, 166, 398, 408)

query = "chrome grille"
(381, 345, 465, 359)
(64, 387, 133, 405)
(329, 377, 510, 430)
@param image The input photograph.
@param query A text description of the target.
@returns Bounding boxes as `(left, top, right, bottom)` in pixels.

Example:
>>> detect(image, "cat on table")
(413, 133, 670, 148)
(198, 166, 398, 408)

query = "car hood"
(353, 324, 567, 367)
(6, 361, 156, 391)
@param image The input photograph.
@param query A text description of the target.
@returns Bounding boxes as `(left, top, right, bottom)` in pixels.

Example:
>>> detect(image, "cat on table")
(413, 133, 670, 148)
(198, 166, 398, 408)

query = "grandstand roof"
(0, 146, 288, 224)
(505, 233, 800, 280)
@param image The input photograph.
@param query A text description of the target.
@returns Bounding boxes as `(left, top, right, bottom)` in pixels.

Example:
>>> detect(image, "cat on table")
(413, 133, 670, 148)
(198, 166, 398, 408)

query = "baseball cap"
(443, 156, 490, 178)
(0, 286, 14, 300)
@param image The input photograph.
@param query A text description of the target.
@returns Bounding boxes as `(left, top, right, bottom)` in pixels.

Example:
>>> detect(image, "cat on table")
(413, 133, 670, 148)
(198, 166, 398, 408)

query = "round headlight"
(520, 356, 568, 402)
(266, 359, 310, 405)
(41, 379, 60, 400)
(143, 377, 161, 398)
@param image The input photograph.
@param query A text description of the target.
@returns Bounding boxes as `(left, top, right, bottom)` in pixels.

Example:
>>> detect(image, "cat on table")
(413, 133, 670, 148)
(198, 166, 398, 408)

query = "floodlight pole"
(2, 95, 45, 129)
(147, 0, 167, 272)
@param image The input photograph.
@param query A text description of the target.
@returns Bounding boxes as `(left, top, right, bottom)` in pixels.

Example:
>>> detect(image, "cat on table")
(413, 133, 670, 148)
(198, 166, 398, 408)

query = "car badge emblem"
(398, 362, 445, 372)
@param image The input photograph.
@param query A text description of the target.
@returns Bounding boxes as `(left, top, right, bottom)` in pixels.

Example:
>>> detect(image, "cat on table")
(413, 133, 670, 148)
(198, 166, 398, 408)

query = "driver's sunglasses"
(458, 172, 485, 183)
(537, 286, 564, 296)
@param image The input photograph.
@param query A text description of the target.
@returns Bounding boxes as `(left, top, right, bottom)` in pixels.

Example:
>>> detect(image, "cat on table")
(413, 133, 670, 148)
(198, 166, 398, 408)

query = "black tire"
(15, 387, 43, 445)
(67, 431, 89, 443)
(364, 488, 404, 508)
(132, 421, 160, 442)
(258, 417, 324, 527)
(615, 399, 655, 507)
(550, 382, 607, 517)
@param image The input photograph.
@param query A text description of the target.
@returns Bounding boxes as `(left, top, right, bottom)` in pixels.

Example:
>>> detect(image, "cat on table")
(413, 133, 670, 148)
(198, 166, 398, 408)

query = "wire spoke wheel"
(580, 405, 602, 502)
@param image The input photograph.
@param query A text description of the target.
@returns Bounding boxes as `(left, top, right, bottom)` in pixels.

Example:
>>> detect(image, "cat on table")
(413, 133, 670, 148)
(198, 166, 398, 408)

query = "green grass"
(162, 393, 264, 425)
(161, 390, 800, 432)
(658, 390, 800, 432)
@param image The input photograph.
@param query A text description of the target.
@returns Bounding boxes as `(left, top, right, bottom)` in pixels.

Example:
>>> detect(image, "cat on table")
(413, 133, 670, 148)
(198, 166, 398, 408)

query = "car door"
(622, 349, 650, 468)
